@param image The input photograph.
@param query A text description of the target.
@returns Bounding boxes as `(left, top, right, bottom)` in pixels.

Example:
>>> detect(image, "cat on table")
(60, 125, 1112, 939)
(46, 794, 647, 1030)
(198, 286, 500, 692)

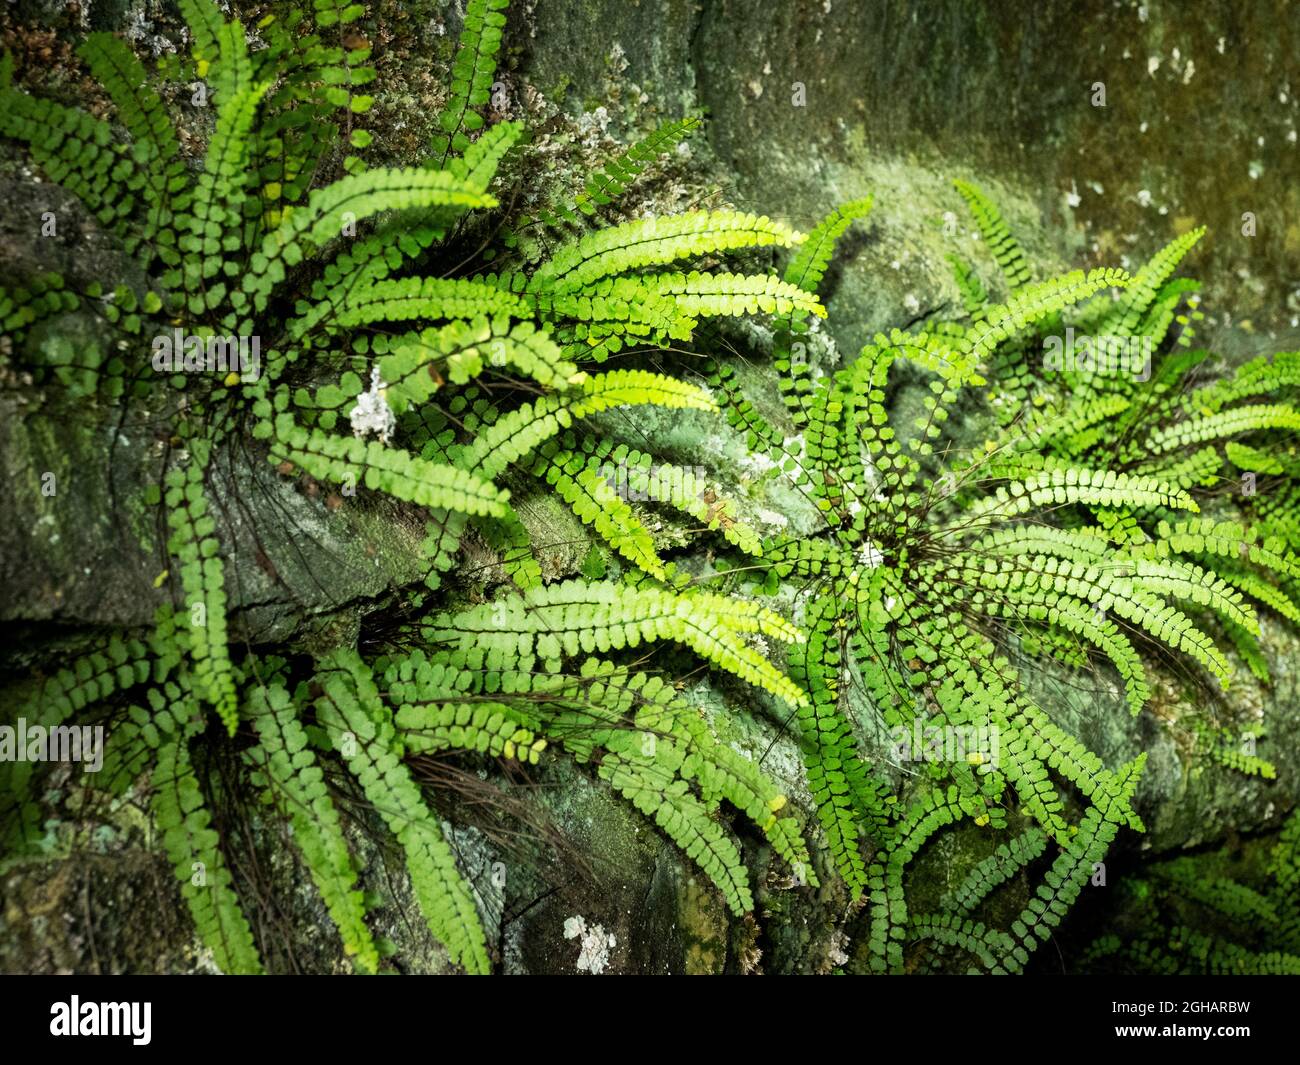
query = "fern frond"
(787, 595, 872, 896)
(153, 722, 264, 974)
(538, 116, 701, 229)
(334, 278, 529, 329)
(1186, 351, 1300, 412)
(164, 441, 238, 734)
(1146, 404, 1300, 455)
(245, 682, 378, 973)
(75, 33, 183, 247)
(530, 211, 804, 292)
(947, 253, 989, 320)
(381, 319, 576, 413)
(954, 179, 1032, 292)
(942, 828, 1048, 914)
(628, 270, 827, 320)
(316, 651, 491, 974)
(422, 579, 807, 707)
(176, 81, 272, 306)
(396, 698, 544, 762)
(968, 268, 1131, 362)
(1095, 227, 1207, 339)
(461, 369, 716, 480)
(447, 120, 524, 189)
(964, 466, 1198, 521)
(993, 756, 1144, 973)
(270, 416, 511, 516)
(599, 736, 756, 915)
(784, 198, 874, 295)
(0, 88, 138, 240)
(240, 169, 496, 313)
(432, 0, 509, 162)
(531, 441, 667, 576)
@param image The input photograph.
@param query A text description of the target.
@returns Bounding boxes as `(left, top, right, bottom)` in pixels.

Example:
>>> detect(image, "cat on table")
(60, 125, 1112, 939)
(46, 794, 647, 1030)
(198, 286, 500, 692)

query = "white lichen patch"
(563, 915, 616, 974)
(576, 106, 612, 147)
(737, 444, 782, 480)
(349, 366, 396, 445)
(858, 541, 884, 568)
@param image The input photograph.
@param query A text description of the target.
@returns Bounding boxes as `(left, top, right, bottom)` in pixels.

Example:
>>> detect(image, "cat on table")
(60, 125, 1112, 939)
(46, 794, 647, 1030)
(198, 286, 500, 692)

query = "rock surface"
(1, 0, 1298, 974)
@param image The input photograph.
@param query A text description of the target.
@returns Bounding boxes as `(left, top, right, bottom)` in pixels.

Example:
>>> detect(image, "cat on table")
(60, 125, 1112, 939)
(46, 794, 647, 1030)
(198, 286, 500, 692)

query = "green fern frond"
(75, 33, 183, 246)
(530, 211, 805, 292)
(993, 756, 1144, 973)
(245, 682, 379, 973)
(530, 442, 668, 576)
(599, 735, 757, 915)
(473, 508, 544, 589)
(270, 415, 511, 516)
(240, 169, 496, 313)
(784, 198, 874, 294)
(152, 719, 264, 975)
(0, 88, 138, 240)
(176, 81, 272, 307)
(963, 466, 1198, 521)
(537, 116, 701, 230)
(1094, 227, 1207, 339)
(953, 179, 1032, 292)
(380, 318, 577, 412)
(422, 579, 807, 706)
(163, 441, 238, 734)
(334, 278, 529, 329)
(460, 369, 716, 480)
(316, 650, 491, 974)
(942, 827, 1048, 914)
(1145, 404, 1300, 455)
(432, 0, 509, 162)
(947, 253, 990, 320)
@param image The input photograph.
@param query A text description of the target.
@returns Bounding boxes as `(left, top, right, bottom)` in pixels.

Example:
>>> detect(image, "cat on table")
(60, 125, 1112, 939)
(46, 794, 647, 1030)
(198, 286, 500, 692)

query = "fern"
(953, 179, 1032, 292)
(0, 0, 830, 974)
(432, 0, 510, 163)
(1082, 808, 1300, 974)
(163, 440, 238, 734)
(245, 683, 379, 973)
(705, 187, 1282, 974)
(947, 185, 1300, 692)
(941, 828, 1048, 914)
(151, 698, 264, 975)
(316, 649, 491, 974)
(7, 0, 1297, 978)
(422, 578, 806, 708)
(268, 416, 513, 517)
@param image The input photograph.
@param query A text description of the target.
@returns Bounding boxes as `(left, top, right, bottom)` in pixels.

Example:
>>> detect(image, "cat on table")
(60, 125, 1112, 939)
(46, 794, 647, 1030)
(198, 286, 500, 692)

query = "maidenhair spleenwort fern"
(0, 0, 820, 972)
(948, 182, 1300, 690)
(5, 0, 1296, 976)
(1080, 808, 1300, 974)
(7, 579, 812, 972)
(709, 189, 1296, 972)
(0, 0, 822, 732)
